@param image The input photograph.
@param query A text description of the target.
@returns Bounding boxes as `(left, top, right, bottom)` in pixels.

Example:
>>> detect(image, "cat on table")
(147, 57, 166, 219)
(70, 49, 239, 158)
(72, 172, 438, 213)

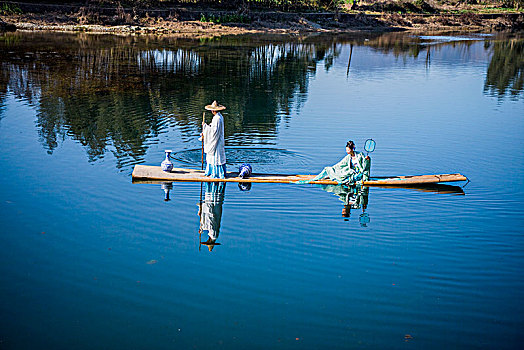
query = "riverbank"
(1, 1, 523, 36)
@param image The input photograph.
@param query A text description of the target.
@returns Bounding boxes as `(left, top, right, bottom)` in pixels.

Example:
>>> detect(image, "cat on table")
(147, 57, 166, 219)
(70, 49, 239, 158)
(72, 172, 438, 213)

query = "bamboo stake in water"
(346, 43, 353, 77)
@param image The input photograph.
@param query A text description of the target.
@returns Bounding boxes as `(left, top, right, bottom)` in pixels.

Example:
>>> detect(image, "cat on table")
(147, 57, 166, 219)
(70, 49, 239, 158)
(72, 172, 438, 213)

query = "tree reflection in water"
(484, 36, 524, 100)
(0, 32, 521, 170)
(362, 32, 523, 102)
(0, 33, 340, 169)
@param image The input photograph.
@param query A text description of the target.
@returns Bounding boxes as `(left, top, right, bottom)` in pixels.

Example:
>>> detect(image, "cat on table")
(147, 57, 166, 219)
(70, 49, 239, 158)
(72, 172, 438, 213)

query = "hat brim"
(205, 105, 226, 111)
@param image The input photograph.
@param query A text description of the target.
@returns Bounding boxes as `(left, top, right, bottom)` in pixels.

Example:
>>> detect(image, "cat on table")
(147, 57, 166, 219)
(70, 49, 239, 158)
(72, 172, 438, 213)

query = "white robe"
(200, 183, 225, 240)
(201, 195, 223, 240)
(203, 112, 226, 166)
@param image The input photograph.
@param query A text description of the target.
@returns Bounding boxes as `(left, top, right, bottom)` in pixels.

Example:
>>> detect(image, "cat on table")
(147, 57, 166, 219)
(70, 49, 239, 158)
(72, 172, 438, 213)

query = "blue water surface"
(0, 31, 523, 349)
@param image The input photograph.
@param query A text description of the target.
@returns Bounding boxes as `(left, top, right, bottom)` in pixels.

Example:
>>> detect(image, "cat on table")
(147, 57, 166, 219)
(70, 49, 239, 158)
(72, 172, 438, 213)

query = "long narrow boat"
(132, 165, 468, 186)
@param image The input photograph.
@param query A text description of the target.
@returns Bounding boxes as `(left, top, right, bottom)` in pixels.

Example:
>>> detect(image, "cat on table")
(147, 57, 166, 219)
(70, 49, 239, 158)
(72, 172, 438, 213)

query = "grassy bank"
(0, 0, 523, 35)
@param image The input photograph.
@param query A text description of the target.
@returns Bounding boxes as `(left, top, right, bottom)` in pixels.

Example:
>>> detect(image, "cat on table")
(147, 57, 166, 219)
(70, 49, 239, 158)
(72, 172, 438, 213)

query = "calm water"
(0, 31, 523, 349)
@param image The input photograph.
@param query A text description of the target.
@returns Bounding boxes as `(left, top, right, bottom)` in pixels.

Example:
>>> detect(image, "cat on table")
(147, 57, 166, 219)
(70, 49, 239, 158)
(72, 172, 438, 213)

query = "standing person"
(300, 140, 370, 184)
(202, 100, 227, 178)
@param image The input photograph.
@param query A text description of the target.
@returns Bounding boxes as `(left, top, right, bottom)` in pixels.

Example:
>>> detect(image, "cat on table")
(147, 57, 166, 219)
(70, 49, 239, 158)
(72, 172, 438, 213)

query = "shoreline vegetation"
(0, 0, 523, 37)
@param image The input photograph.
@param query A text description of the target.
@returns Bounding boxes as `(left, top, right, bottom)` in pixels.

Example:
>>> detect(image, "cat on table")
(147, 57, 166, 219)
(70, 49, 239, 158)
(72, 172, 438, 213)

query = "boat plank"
(132, 165, 468, 185)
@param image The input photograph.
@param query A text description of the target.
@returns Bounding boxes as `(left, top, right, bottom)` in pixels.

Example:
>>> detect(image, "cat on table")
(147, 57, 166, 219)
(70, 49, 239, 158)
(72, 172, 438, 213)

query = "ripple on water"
(416, 34, 493, 44)
(171, 147, 313, 173)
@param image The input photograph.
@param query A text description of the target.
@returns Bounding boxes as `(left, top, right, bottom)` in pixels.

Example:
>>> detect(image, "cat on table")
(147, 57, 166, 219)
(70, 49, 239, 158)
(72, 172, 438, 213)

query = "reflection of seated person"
(320, 184, 369, 219)
(301, 140, 370, 184)
(199, 182, 226, 251)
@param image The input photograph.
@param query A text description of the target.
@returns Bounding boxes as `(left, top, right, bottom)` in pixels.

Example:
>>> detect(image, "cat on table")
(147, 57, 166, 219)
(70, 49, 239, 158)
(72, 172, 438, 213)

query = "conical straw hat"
(205, 100, 226, 111)
(201, 239, 221, 251)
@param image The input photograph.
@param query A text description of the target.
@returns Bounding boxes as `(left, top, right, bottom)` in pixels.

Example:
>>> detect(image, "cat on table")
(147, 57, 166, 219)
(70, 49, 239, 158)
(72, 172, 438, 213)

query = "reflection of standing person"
(199, 182, 226, 251)
(202, 101, 226, 179)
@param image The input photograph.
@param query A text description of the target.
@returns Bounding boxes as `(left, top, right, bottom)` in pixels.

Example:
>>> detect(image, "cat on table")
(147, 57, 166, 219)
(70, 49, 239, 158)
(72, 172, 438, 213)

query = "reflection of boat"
(132, 165, 467, 186)
(374, 183, 465, 195)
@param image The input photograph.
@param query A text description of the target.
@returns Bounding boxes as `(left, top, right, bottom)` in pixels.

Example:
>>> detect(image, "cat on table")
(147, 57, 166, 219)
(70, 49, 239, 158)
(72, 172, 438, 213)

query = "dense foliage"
(3, 0, 522, 11)
(32, 0, 346, 11)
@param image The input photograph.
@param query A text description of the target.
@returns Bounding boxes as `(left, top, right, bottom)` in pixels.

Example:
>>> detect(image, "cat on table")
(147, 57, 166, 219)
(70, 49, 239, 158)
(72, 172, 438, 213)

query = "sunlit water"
(0, 31, 523, 349)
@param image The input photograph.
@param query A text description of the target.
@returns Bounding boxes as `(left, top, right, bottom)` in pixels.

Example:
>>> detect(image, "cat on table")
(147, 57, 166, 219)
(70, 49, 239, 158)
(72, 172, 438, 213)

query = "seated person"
(302, 140, 370, 184)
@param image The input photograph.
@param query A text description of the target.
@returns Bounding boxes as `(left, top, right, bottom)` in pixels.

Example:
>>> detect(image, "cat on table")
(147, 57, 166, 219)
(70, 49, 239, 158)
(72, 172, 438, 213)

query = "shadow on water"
(0, 31, 522, 170)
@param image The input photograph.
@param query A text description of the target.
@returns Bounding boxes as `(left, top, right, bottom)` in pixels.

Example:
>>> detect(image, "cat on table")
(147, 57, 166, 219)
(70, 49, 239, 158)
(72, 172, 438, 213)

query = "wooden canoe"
(132, 165, 468, 186)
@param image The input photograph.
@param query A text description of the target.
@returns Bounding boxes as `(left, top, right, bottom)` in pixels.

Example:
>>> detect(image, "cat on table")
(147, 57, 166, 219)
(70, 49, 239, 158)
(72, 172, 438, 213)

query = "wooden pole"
(346, 44, 353, 77)
(199, 110, 206, 250)
(198, 182, 203, 251)
(201, 112, 205, 170)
